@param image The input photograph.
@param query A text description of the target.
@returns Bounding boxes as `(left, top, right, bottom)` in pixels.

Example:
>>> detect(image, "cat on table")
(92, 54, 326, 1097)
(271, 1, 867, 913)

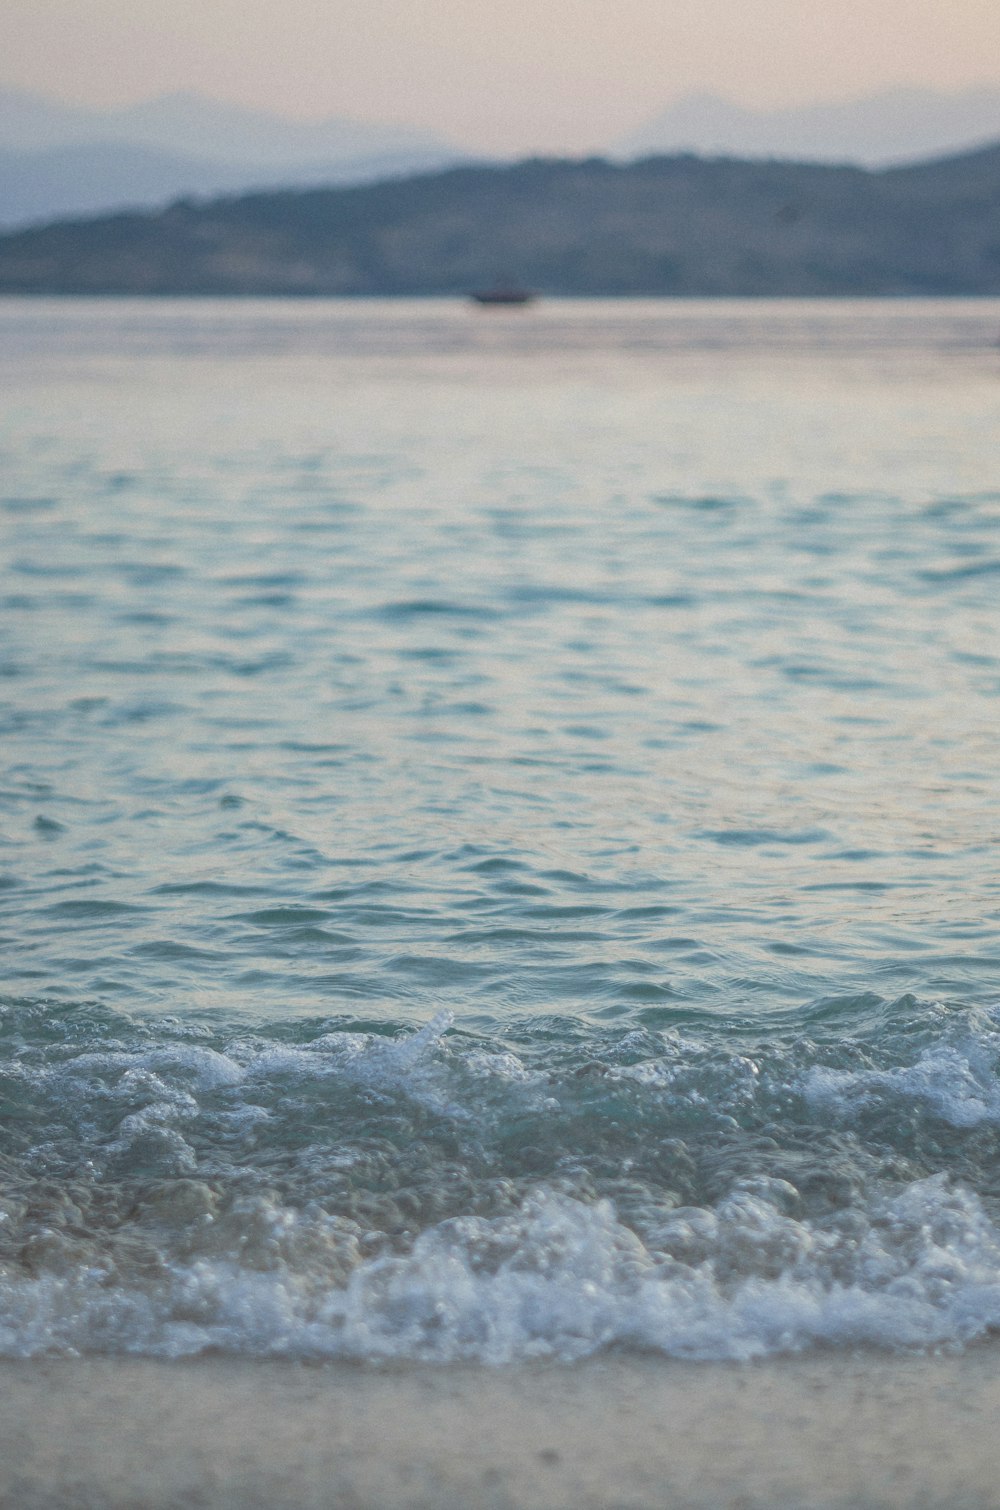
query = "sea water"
(1, 297, 999, 1362)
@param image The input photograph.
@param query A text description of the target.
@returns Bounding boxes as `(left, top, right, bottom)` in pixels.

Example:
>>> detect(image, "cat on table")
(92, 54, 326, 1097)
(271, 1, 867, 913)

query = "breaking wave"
(5, 997, 1000, 1361)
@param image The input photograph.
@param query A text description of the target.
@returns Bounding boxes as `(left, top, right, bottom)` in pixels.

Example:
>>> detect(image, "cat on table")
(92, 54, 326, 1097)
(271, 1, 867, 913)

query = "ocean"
(1, 296, 999, 1364)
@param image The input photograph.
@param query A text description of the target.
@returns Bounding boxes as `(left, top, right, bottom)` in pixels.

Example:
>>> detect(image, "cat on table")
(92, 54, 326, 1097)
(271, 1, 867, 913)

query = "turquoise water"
(1, 297, 1000, 1360)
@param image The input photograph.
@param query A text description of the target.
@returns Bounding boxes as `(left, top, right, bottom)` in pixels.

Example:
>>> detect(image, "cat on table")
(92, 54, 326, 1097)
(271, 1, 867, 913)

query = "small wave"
(697, 827, 830, 848)
(372, 598, 500, 622)
(803, 1040, 1000, 1128)
(4, 1002, 1000, 1360)
(5, 1178, 1000, 1362)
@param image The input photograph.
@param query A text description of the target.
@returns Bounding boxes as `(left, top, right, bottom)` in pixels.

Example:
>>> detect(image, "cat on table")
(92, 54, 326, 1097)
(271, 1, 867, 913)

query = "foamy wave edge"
(5, 1175, 1000, 1363)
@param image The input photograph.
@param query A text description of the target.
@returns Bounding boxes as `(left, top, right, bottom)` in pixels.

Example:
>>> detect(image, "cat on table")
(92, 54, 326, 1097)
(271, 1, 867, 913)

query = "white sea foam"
(18, 1011, 470, 1170)
(803, 1040, 1000, 1128)
(5, 1176, 1000, 1362)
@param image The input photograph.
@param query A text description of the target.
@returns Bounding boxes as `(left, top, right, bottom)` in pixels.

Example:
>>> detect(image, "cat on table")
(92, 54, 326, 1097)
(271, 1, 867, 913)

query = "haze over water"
(2, 297, 1000, 1362)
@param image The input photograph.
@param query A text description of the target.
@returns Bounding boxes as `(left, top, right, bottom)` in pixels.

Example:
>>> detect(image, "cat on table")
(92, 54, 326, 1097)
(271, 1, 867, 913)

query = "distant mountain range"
(617, 86, 1000, 166)
(3, 83, 1000, 228)
(2, 141, 999, 297)
(0, 88, 465, 226)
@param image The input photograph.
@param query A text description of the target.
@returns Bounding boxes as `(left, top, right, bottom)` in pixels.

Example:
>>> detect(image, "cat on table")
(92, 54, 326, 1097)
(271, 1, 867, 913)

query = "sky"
(3, 0, 1000, 154)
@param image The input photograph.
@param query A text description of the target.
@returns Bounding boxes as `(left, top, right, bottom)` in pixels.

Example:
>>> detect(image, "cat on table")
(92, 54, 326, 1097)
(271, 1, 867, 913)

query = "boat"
(469, 285, 536, 306)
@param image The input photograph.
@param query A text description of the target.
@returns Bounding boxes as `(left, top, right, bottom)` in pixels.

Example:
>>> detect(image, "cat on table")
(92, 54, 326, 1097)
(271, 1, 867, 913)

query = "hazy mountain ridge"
(618, 85, 1000, 165)
(4, 82, 1000, 227)
(0, 86, 454, 161)
(0, 87, 464, 225)
(1, 143, 999, 296)
(0, 140, 468, 228)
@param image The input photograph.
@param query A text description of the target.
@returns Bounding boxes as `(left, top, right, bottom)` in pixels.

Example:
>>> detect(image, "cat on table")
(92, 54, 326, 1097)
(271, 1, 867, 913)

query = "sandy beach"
(3, 1348, 1000, 1509)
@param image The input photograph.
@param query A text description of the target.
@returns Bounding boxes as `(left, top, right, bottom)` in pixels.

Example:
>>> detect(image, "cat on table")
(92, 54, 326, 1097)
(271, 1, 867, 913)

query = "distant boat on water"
(469, 285, 536, 306)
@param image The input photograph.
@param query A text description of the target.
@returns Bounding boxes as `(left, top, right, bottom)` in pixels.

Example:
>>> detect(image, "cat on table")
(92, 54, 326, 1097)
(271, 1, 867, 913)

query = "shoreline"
(3, 1348, 1000, 1508)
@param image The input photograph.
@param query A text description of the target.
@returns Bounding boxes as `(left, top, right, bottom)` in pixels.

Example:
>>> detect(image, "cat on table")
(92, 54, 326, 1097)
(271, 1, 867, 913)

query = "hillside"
(1, 145, 999, 296)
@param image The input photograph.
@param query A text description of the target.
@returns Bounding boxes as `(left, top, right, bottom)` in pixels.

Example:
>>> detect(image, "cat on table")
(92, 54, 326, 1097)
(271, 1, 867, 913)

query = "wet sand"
(3, 1349, 1000, 1509)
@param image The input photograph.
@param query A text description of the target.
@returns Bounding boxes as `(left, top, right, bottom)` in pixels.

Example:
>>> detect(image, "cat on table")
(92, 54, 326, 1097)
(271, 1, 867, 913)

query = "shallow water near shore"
(1, 297, 1000, 1363)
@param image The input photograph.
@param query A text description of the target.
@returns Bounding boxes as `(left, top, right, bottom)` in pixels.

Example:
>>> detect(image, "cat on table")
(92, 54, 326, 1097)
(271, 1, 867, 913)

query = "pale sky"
(4, 0, 1000, 154)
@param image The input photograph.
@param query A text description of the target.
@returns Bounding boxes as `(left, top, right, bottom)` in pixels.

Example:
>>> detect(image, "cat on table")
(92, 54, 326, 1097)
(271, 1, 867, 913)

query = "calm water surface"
(1, 298, 999, 1360)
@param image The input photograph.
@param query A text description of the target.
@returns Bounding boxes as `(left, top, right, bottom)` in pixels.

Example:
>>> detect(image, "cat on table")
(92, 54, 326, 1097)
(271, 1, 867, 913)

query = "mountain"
(1, 143, 999, 296)
(0, 143, 274, 227)
(0, 86, 455, 163)
(0, 87, 462, 225)
(617, 86, 1000, 167)
(95, 92, 452, 168)
(0, 141, 466, 227)
(6, 82, 1000, 229)
(0, 86, 102, 152)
